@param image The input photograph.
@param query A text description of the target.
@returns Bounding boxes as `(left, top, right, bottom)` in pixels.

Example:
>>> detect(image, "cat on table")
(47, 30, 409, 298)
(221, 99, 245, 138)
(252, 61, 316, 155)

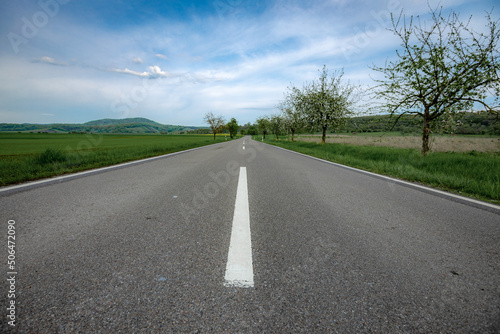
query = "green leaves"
(226, 118, 239, 139)
(275, 66, 360, 143)
(371, 6, 500, 154)
(301, 67, 358, 131)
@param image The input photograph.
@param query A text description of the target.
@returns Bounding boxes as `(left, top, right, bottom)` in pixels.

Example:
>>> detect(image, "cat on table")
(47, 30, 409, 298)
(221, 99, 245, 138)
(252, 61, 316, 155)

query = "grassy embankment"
(0, 133, 235, 186)
(260, 135, 500, 204)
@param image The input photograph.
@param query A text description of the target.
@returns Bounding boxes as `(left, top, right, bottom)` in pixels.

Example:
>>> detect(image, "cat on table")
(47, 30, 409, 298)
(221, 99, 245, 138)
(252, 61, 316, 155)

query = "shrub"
(36, 148, 67, 165)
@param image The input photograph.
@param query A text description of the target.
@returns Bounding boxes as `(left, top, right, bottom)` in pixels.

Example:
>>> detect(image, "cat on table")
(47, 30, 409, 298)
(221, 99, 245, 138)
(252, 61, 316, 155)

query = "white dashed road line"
(224, 167, 254, 288)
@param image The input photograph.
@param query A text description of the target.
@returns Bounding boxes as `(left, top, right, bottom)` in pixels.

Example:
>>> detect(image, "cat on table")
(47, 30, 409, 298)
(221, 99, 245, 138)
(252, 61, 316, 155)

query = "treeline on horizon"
(0, 122, 197, 134)
(1, 112, 498, 136)
(190, 112, 500, 136)
(343, 112, 500, 135)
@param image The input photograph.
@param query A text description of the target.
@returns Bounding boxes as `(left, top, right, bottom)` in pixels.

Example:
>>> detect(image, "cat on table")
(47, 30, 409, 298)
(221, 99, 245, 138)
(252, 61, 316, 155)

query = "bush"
(36, 148, 67, 165)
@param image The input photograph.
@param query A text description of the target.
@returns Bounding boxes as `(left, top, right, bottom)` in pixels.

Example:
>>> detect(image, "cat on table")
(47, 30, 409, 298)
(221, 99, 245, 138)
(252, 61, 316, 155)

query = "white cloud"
(108, 64, 238, 85)
(31, 56, 67, 66)
(109, 68, 150, 78)
(1, 0, 498, 126)
(109, 65, 171, 79)
(147, 65, 169, 78)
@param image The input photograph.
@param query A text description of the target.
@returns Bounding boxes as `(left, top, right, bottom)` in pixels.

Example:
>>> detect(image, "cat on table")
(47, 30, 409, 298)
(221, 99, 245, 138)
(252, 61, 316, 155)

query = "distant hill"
(84, 117, 162, 126)
(0, 118, 202, 134)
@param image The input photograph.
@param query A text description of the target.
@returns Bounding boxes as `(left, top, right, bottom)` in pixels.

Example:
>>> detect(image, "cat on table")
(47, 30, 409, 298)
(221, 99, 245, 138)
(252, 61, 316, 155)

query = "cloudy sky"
(0, 0, 498, 126)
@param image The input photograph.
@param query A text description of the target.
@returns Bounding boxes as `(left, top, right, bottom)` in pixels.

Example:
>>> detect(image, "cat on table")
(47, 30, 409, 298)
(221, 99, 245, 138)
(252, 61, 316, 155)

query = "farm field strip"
(0, 133, 236, 186)
(292, 133, 500, 153)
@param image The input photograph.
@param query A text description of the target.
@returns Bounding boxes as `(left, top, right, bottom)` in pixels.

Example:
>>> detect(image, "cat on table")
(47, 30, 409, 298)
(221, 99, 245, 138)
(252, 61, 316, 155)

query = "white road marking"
(224, 167, 254, 288)
(243, 146, 245, 150)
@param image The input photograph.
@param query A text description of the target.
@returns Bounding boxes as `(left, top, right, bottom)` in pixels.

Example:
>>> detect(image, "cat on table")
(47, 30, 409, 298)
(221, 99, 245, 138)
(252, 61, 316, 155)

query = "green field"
(3, 133, 499, 204)
(259, 138, 500, 204)
(0, 133, 235, 186)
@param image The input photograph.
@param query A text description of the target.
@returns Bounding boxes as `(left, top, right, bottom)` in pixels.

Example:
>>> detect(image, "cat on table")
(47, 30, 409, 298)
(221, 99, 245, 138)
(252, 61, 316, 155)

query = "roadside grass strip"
(261, 139, 500, 204)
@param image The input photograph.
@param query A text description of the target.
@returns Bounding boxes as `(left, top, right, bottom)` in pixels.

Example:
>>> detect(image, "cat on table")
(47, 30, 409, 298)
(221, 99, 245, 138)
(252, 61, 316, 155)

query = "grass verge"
(0, 133, 235, 186)
(261, 138, 500, 204)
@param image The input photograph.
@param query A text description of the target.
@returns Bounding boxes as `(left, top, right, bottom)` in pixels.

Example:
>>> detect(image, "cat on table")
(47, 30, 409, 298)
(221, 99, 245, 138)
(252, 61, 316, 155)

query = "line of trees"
(203, 113, 242, 139)
(200, 6, 499, 153)
(343, 112, 500, 135)
(370, 6, 500, 154)
(255, 66, 361, 144)
(199, 110, 499, 139)
(253, 6, 499, 155)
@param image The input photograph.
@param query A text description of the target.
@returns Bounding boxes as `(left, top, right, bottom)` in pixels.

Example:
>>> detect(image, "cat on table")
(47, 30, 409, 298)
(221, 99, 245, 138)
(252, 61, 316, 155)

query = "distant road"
(1, 137, 499, 333)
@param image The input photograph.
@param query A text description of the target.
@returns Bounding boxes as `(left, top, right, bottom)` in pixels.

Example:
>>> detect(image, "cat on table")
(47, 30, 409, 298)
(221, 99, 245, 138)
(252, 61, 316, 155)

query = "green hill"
(84, 117, 162, 126)
(0, 118, 201, 134)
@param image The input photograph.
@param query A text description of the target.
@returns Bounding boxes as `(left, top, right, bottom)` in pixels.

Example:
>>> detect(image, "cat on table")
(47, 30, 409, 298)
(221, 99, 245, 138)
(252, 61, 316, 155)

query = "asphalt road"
(1, 137, 499, 333)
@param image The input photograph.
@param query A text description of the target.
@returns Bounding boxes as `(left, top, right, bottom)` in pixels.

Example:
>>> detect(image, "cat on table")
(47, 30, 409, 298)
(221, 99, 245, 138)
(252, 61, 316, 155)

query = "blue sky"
(0, 0, 498, 126)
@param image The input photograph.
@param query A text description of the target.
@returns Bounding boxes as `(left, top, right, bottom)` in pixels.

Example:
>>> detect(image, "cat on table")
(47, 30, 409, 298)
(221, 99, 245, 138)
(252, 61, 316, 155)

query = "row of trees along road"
(203, 112, 240, 140)
(257, 66, 361, 144)
(261, 6, 500, 155)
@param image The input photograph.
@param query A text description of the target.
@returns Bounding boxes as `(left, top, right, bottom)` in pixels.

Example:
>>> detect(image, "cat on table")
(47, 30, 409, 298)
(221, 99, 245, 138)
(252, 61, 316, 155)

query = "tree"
(227, 118, 239, 139)
(278, 86, 306, 141)
(204, 112, 226, 140)
(239, 122, 252, 135)
(269, 114, 284, 139)
(371, 6, 500, 154)
(301, 66, 359, 144)
(256, 117, 270, 139)
(247, 125, 258, 135)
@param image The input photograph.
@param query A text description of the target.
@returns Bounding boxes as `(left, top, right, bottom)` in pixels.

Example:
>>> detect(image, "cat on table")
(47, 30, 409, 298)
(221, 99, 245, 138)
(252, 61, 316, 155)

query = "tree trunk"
(263, 131, 266, 139)
(321, 126, 327, 144)
(291, 129, 295, 142)
(422, 112, 431, 155)
(213, 132, 216, 140)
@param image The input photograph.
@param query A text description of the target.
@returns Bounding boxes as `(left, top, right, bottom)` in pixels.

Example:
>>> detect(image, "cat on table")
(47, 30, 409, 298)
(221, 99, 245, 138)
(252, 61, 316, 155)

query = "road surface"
(1, 137, 499, 333)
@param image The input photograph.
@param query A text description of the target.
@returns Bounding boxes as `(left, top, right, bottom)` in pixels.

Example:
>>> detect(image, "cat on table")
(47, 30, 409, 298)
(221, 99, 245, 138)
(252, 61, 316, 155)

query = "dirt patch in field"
(295, 135, 500, 153)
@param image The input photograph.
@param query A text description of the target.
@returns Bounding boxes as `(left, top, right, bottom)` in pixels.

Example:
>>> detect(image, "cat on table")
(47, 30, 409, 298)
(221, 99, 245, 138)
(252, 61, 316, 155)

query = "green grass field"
(260, 138, 500, 204)
(3, 133, 499, 204)
(0, 133, 235, 186)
